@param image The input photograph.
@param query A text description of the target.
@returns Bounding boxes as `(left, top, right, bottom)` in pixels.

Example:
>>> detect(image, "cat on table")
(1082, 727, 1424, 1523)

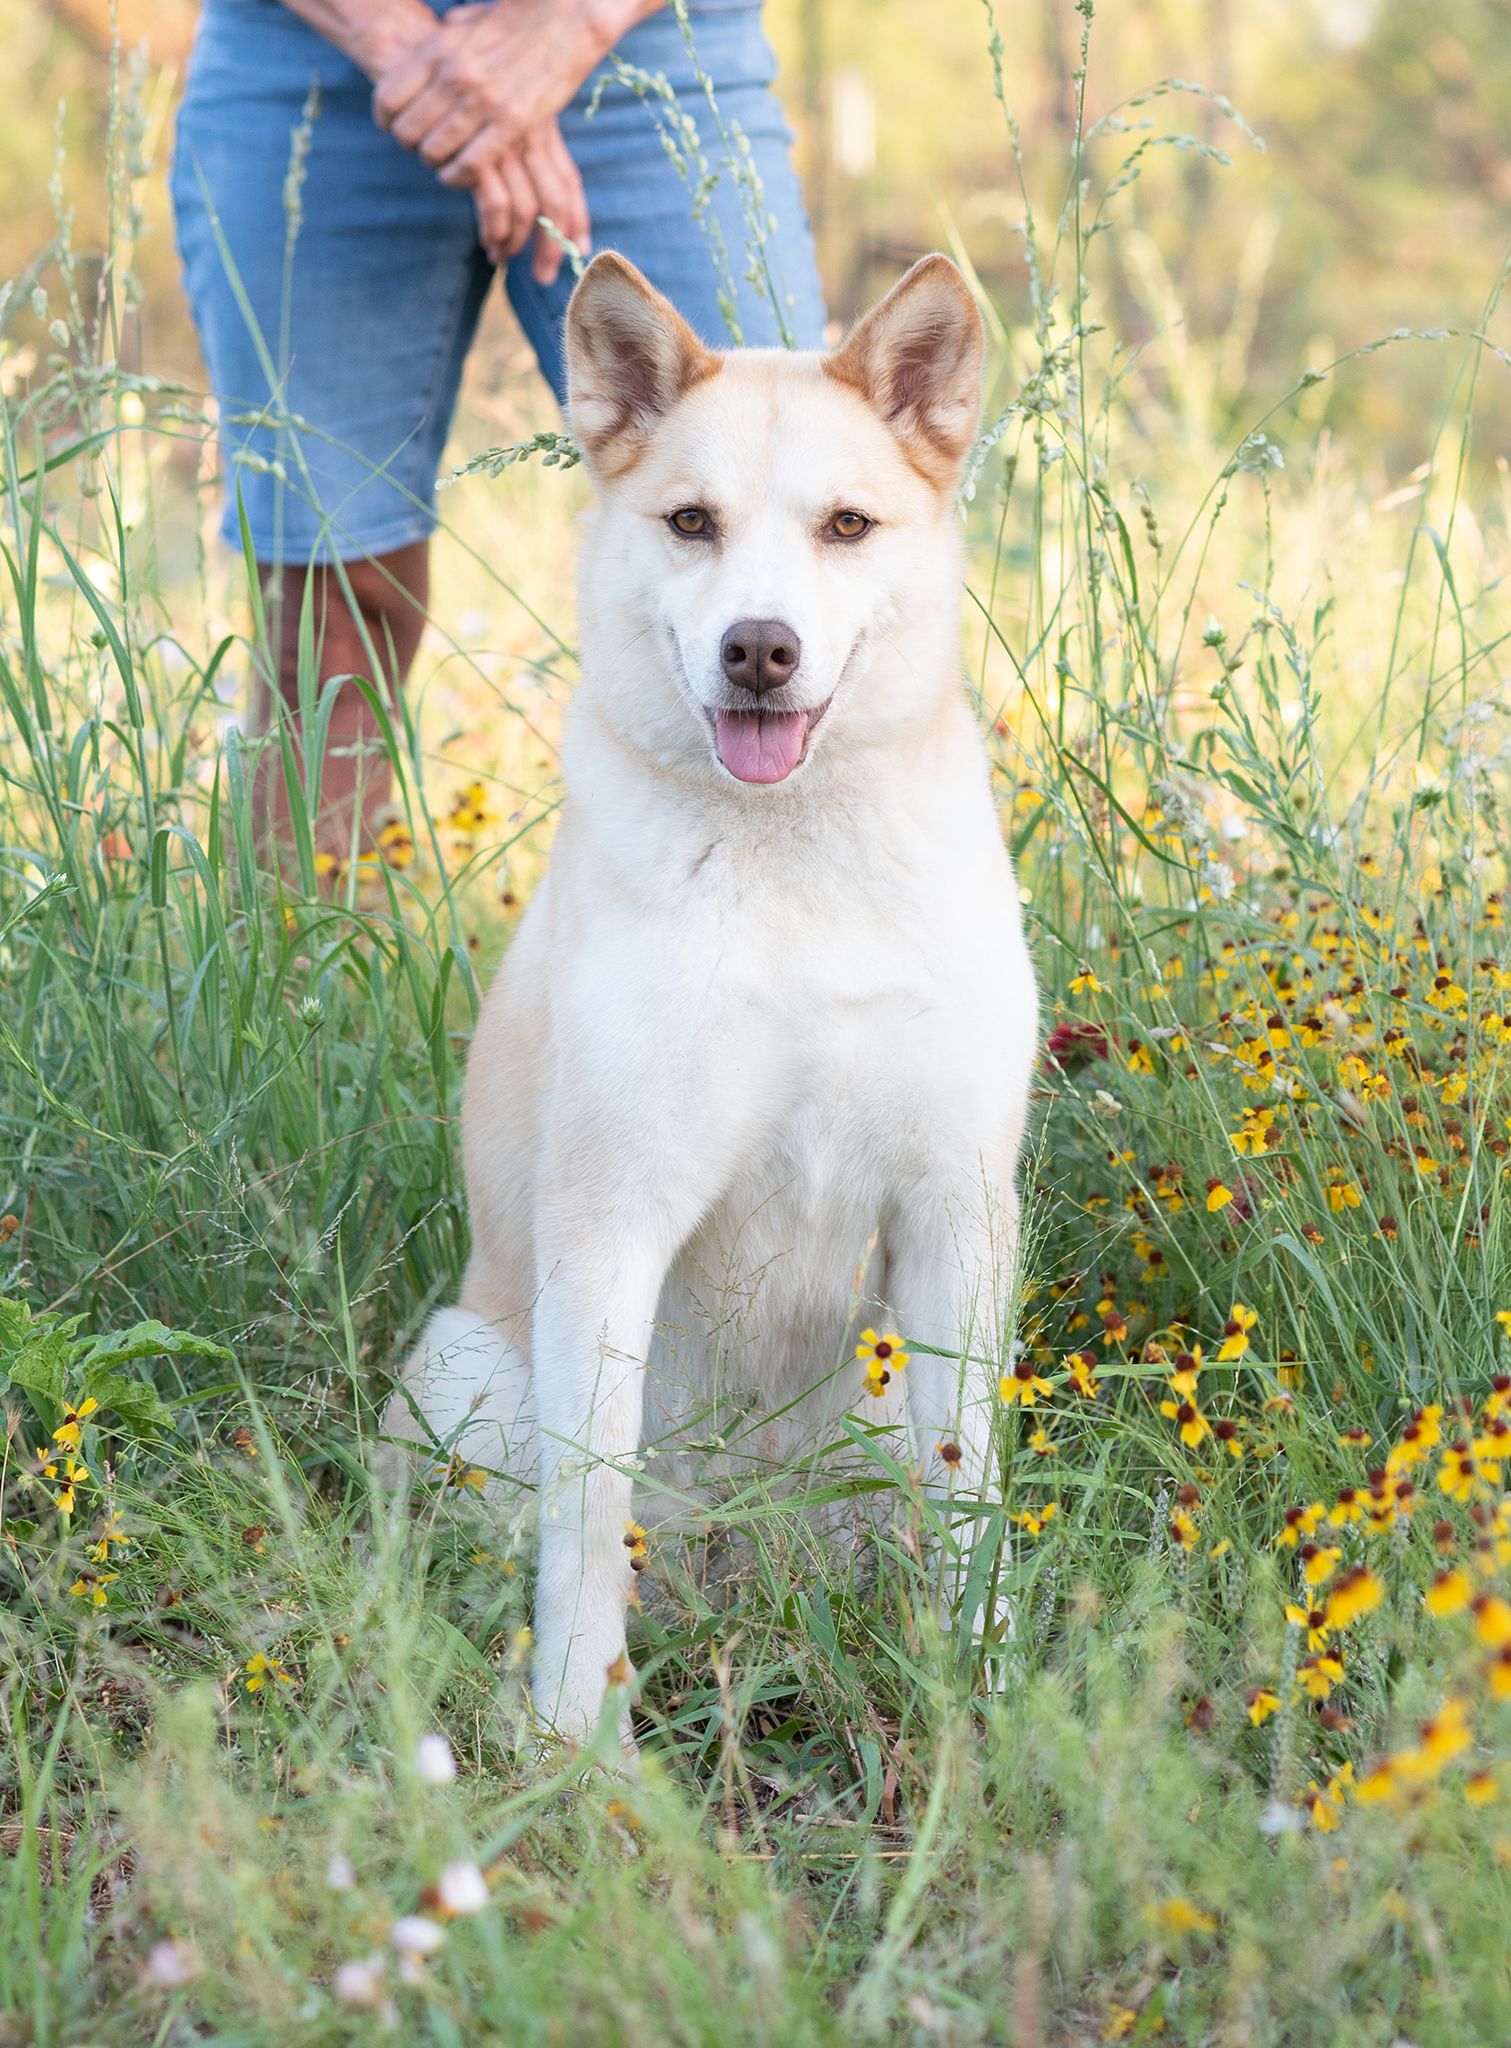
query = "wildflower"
(1393, 1696, 1472, 1784)
(1069, 966, 1108, 995)
(856, 1328, 908, 1396)
(1465, 1771, 1498, 1807)
(1065, 1350, 1100, 1398)
(1438, 1442, 1486, 1503)
(68, 1572, 118, 1608)
(244, 1652, 293, 1693)
(1305, 1762, 1353, 1832)
(1286, 1604, 1332, 1652)
(1125, 1041, 1154, 1075)
(1246, 1686, 1280, 1726)
(87, 1512, 131, 1562)
(1488, 1648, 1511, 1700)
(623, 1523, 649, 1572)
(1099, 1302, 1129, 1346)
(1205, 1178, 1234, 1212)
(433, 1861, 489, 1917)
(1324, 1567, 1383, 1630)
(229, 1426, 258, 1458)
(1276, 1502, 1326, 1548)
(1028, 1425, 1057, 1457)
(1326, 1171, 1362, 1213)
(1152, 1896, 1217, 1938)
(1425, 1567, 1472, 1617)
(389, 1915, 445, 1984)
(1160, 1396, 1210, 1449)
(1296, 1651, 1345, 1700)
(52, 1456, 89, 1516)
(437, 1452, 488, 1491)
(1011, 1502, 1059, 1537)
(51, 1397, 98, 1450)
(1216, 1304, 1258, 1362)
(1168, 1346, 1204, 1397)
(414, 1733, 457, 1785)
(1170, 1506, 1200, 1552)
(1211, 1417, 1243, 1460)
(999, 1357, 1053, 1407)
(376, 820, 415, 869)
(333, 1955, 389, 2009)
(1300, 1543, 1342, 1589)
(1471, 1592, 1511, 1649)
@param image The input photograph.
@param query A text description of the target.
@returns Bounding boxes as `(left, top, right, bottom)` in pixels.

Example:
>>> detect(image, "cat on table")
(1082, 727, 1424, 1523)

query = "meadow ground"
(2, 17, 1511, 2046)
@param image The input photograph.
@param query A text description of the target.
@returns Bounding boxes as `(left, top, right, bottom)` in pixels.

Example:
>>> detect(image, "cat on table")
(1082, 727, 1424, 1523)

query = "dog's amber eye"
(669, 507, 711, 537)
(829, 510, 871, 540)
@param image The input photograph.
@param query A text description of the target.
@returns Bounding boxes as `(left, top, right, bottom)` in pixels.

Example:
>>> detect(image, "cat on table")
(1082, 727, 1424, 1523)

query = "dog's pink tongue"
(715, 710, 807, 784)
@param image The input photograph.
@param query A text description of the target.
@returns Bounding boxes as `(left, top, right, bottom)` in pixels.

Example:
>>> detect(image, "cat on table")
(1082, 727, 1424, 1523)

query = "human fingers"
(387, 78, 476, 155)
(472, 164, 516, 269)
(523, 129, 590, 284)
(497, 153, 541, 262)
(371, 40, 440, 132)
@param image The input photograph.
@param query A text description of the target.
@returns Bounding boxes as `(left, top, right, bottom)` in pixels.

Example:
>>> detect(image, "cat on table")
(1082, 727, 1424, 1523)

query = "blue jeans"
(171, 0, 827, 564)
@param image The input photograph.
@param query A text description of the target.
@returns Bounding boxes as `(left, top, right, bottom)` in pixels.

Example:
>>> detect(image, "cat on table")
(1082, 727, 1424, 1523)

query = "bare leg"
(255, 539, 430, 855)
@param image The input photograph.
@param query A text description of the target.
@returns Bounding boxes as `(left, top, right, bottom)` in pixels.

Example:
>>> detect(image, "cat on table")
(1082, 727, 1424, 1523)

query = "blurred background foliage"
(4, 0, 1510, 477)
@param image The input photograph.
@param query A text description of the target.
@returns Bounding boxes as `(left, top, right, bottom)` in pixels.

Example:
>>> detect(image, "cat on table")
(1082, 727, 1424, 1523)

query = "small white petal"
(413, 1732, 456, 1785)
(435, 1860, 489, 1916)
(144, 1938, 200, 1987)
(333, 1955, 387, 2008)
(325, 1851, 357, 1892)
(390, 1915, 446, 1957)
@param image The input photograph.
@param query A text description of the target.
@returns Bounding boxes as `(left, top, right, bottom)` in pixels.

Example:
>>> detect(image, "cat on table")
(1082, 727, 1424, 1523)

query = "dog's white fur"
(393, 253, 1039, 1741)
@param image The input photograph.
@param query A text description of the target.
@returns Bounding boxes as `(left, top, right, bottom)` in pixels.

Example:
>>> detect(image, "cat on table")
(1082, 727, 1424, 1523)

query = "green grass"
(2, 13, 1510, 2044)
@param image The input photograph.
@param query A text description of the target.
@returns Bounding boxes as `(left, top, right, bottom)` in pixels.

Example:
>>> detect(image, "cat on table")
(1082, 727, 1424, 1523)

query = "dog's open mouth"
(711, 702, 831, 785)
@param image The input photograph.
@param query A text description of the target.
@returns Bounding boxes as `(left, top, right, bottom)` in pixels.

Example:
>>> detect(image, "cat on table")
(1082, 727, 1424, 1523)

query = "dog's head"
(564, 252, 984, 787)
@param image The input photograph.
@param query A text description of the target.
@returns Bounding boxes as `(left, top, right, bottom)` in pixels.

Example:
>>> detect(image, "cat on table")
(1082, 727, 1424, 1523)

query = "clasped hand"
(374, 1, 609, 282)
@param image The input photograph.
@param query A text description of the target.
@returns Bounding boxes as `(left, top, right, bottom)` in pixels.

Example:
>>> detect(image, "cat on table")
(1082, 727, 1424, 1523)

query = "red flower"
(1045, 1019, 1110, 1071)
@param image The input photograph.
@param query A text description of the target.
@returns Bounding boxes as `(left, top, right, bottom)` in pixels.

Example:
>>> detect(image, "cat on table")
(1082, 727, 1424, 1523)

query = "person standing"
(171, 0, 827, 845)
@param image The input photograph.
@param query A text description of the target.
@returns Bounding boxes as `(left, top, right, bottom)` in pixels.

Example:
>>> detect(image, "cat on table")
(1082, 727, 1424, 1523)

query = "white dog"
(394, 251, 1039, 1742)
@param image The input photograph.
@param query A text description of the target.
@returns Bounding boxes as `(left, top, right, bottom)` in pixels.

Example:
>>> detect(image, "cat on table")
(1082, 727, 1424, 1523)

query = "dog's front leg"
(529, 1229, 668, 1748)
(889, 1178, 1018, 1498)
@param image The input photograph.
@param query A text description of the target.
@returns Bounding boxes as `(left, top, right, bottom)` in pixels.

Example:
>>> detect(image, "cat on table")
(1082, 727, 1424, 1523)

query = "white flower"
(413, 1732, 456, 1785)
(333, 1954, 388, 2008)
(390, 1915, 446, 1958)
(325, 1851, 356, 1891)
(435, 1860, 489, 1916)
(144, 1938, 200, 1988)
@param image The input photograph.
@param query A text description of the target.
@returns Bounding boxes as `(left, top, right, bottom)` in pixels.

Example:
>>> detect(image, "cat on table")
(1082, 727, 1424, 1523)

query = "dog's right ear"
(565, 253, 722, 481)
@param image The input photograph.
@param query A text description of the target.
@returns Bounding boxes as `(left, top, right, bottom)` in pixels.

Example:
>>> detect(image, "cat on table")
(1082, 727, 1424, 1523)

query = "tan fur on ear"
(823, 255, 985, 489)
(565, 253, 722, 480)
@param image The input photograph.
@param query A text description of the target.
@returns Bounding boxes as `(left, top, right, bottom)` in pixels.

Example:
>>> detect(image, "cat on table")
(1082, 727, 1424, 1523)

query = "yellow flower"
(1296, 1651, 1345, 1700)
(1216, 1304, 1258, 1362)
(1069, 967, 1108, 995)
(1392, 1696, 1472, 1784)
(1324, 1567, 1383, 1630)
(1425, 1567, 1472, 1617)
(68, 1572, 118, 1608)
(1205, 1180, 1234, 1212)
(1028, 1425, 1057, 1458)
(244, 1652, 294, 1694)
(1010, 1502, 1059, 1537)
(1306, 1762, 1353, 1832)
(1246, 1687, 1280, 1726)
(623, 1522, 649, 1572)
(52, 1456, 89, 1517)
(856, 1328, 908, 1396)
(1170, 1507, 1200, 1552)
(1275, 1501, 1326, 1547)
(51, 1397, 98, 1450)
(1286, 1603, 1332, 1652)
(1065, 1350, 1100, 1399)
(1000, 1359, 1053, 1407)
(1471, 1593, 1511, 1650)
(1160, 1396, 1210, 1449)
(1168, 1346, 1204, 1397)
(1151, 1896, 1217, 1938)
(1465, 1770, 1498, 1807)
(1301, 1544, 1342, 1589)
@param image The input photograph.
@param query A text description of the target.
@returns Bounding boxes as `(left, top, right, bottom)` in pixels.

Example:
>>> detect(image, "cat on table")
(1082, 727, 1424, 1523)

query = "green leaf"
(77, 1320, 233, 1378)
(81, 1370, 174, 1436)
(7, 1333, 70, 1405)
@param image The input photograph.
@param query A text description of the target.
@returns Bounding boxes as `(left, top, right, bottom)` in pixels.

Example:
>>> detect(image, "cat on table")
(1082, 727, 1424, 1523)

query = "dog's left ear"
(566, 252, 722, 480)
(824, 255, 984, 489)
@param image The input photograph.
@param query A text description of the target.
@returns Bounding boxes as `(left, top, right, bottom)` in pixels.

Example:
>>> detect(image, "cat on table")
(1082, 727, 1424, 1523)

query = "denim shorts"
(170, 1, 827, 563)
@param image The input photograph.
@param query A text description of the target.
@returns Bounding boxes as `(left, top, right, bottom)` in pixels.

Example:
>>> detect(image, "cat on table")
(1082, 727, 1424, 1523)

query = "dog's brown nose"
(720, 617, 801, 696)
